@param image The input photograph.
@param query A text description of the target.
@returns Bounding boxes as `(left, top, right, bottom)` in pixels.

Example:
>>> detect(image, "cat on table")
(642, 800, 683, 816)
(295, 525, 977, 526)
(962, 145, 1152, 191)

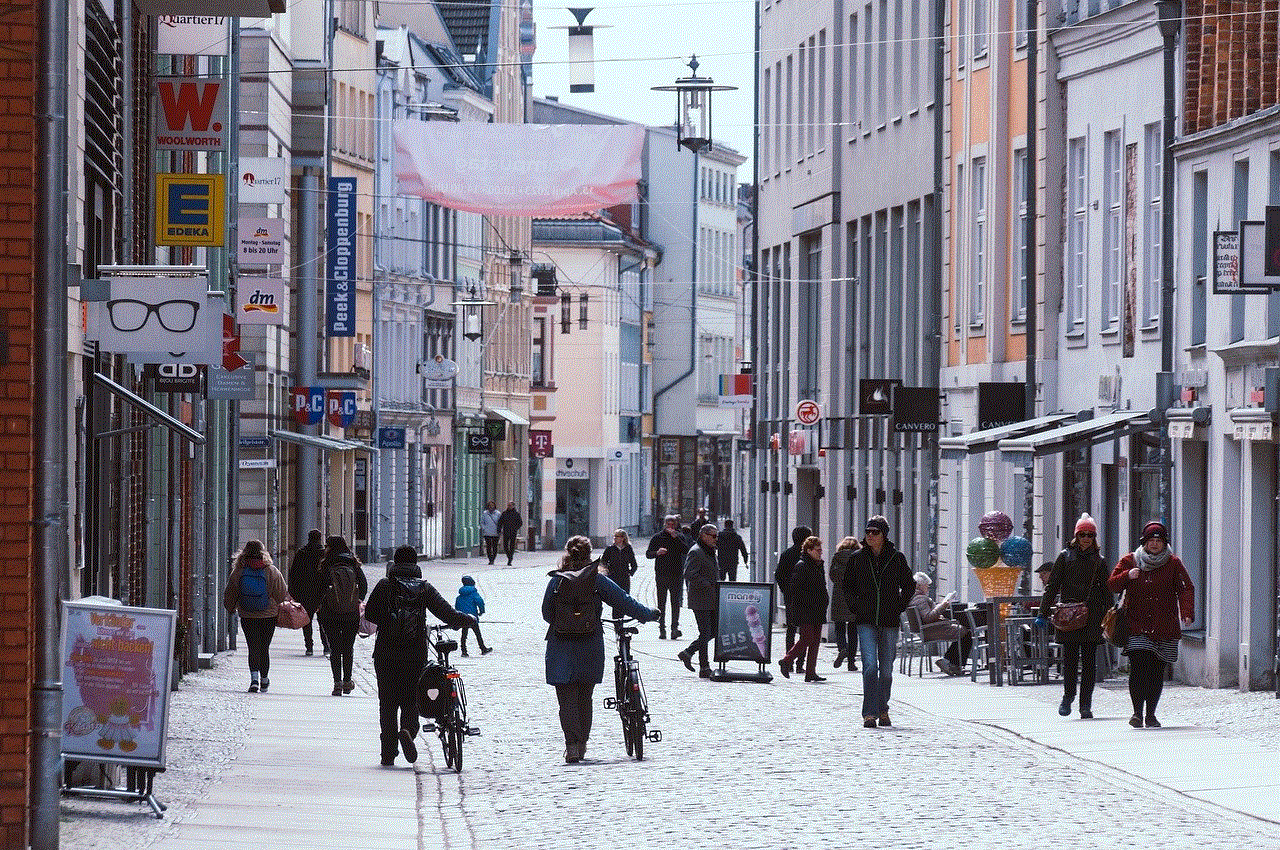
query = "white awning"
(483, 408, 530, 427)
(938, 412, 1077, 460)
(269, 430, 377, 453)
(998, 410, 1155, 460)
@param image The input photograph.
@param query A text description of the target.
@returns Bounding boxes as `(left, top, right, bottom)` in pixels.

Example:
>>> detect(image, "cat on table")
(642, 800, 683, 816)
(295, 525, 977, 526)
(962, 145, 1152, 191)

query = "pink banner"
(394, 122, 644, 216)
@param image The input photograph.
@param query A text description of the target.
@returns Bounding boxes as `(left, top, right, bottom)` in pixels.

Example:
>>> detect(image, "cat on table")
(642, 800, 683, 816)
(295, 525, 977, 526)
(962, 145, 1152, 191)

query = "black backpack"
(552, 561, 602, 638)
(381, 578, 426, 644)
(323, 558, 361, 614)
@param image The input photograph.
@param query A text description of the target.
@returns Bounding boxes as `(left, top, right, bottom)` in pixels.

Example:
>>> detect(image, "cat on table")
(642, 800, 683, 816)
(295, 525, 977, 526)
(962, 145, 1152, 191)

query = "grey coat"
(683, 541, 719, 611)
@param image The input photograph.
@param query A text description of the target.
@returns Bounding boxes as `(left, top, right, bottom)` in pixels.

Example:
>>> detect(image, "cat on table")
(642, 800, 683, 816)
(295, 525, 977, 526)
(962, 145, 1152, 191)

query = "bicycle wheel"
(627, 673, 646, 760)
(621, 711, 634, 756)
(438, 725, 454, 770)
(448, 712, 464, 773)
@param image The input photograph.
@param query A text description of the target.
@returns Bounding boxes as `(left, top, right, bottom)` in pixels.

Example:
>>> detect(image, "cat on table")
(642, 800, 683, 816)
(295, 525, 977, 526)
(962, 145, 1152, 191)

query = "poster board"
(715, 582, 774, 663)
(60, 599, 178, 769)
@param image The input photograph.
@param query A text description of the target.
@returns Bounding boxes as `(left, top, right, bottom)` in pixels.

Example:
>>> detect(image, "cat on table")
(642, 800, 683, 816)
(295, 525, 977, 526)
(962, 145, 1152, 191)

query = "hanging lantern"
(568, 9, 595, 93)
(651, 56, 737, 153)
(578, 292, 588, 329)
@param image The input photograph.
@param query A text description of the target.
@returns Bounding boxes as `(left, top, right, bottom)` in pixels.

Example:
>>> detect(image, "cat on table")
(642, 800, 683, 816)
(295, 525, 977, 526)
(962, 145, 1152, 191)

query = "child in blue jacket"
(455, 576, 493, 656)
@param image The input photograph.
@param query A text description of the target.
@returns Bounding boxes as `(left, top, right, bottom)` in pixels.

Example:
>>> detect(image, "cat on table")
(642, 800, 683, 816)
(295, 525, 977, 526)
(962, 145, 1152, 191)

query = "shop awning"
(998, 409, 1156, 461)
(92, 373, 205, 445)
(938, 412, 1077, 460)
(483, 408, 530, 427)
(268, 430, 377, 453)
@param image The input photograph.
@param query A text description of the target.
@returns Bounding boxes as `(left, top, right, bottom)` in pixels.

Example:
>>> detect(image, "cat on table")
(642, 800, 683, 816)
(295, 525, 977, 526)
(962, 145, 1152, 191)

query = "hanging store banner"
(394, 122, 644, 216)
(87, 277, 222, 363)
(142, 362, 204, 393)
(235, 277, 286, 325)
(859, 378, 902, 415)
(378, 427, 406, 449)
(207, 354, 255, 400)
(292, 386, 324, 425)
(326, 177, 357, 337)
(466, 433, 493, 455)
(155, 173, 225, 247)
(61, 600, 178, 769)
(530, 429, 554, 458)
(237, 217, 286, 264)
(156, 15, 229, 56)
(977, 382, 1026, 430)
(1239, 222, 1280, 290)
(238, 158, 287, 205)
(717, 373, 753, 408)
(715, 582, 774, 663)
(891, 386, 941, 433)
(152, 77, 227, 151)
(327, 390, 356, 429)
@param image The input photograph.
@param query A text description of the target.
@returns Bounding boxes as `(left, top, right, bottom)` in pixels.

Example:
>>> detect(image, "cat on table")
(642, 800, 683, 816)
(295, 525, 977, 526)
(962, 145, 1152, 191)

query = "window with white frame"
(955, 160, 964, 335)
(1012, 147, 1028, 321)
(1142, 122, 1161, 327)
(973, 0, 988, 58)
(969, 157, 986, 324)
(1102, 130, 1122, 329)
(1067, 137, 1087, 330)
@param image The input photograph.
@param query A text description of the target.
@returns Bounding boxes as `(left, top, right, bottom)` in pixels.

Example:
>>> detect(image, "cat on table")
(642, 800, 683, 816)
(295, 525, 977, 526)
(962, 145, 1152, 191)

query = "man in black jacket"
(716, 519, 749, 582)
(843, 516, 914, 729)
(678, 524, 721, 677)
(363, 545, 475, 766)
(287, 529, 327, 656)
(775, 526, 811, 657)
(498, 501, 523, 565)
(645, 515, 688, 639)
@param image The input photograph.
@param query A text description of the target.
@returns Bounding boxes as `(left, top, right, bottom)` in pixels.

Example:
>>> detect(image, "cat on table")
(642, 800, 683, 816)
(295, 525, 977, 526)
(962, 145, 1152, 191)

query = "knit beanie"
(1073, 514, 1097, 536)
(1140, 521, 1168, 542)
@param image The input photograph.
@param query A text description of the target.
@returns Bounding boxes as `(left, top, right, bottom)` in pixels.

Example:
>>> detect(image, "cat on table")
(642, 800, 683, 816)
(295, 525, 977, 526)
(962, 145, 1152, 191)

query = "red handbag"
(1050, 601, 1089, 631)
(276, 599, 311, 630)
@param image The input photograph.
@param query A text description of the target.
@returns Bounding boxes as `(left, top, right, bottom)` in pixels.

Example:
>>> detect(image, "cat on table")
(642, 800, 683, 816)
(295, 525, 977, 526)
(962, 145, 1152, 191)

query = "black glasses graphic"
(106, 299, 200, 333)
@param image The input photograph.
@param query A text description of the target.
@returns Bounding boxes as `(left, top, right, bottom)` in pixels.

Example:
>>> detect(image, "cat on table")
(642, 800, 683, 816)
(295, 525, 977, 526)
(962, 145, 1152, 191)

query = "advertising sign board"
(88, 277, 222, 363)
(156, 15, 228, 55)
(326, 177, 357, 337)
(155, 173, 225, 247)
(530, 429, 554, 458)
(207, 353, 255, 400)
(152, 77, 226, 151)
(859, 378, 902, 415)
(142, 362, 203, 394)
(466, 433, 493, 455)
(891, 386, 940, 433)
(234, 277, 286, 325)
(977, 382, 1026, 430)
(327, 390, 356, 429)
(378, 427, 406, 449)
(292, 386, 324, 426)
(237, 217, 286, 265)
(714, 582, 774, 663)
(238, 158, 287, 205)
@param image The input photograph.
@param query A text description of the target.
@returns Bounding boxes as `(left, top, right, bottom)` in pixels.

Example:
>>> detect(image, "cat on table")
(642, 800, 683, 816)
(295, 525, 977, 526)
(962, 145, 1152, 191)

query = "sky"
(528, 0, 756, 174)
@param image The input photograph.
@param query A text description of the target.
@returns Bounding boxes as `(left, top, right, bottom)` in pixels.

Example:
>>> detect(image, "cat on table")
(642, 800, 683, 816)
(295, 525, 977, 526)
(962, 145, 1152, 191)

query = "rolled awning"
(268, 430, 377, 453)
(997, 409, 1156, 461)
(483, 408, 530, 427)
(938, 411, 1077, 460)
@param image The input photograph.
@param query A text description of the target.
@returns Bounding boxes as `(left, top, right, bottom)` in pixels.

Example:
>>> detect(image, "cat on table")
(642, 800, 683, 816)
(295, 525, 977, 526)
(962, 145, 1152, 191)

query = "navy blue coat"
(542, 570, 657, 685)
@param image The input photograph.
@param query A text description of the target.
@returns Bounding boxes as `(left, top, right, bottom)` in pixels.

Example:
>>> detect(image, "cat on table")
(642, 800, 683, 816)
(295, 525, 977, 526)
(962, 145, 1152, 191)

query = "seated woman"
(908, 572, 972, 676)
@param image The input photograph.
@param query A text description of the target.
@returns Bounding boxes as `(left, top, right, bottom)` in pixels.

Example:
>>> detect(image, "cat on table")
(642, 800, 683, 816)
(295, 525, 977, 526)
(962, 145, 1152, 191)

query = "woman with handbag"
(1108, 521, 1194, 729)
(222, 540, 287, 693)
(1035, 514, 1111, 719)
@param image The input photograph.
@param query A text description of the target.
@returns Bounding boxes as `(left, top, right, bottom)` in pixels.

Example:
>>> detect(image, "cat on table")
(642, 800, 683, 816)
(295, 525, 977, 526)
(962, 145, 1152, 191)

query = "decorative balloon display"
(999, 536, 1032, 567)
(965, 536, 1000, 569)
(978, 510, 1013, 542)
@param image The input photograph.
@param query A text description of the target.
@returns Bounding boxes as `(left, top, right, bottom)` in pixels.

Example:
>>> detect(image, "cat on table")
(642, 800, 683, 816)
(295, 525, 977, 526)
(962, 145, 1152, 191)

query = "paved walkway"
(61, 550, 1280, 849)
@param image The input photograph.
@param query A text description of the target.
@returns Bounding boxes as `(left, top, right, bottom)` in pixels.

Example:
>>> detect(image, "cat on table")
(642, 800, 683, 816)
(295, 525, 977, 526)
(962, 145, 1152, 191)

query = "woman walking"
(601, 530, 639, 595)
(1035, 513, 1112, 719)
(844, 516, 915, 728)
(777, 536, 830, 682)
(317, 536, 368, 696)
(543, 536, 658, 763)
(1108, 521, 1194, 728)
(223, 540, 287, 693)
(828, 536, 859, 671)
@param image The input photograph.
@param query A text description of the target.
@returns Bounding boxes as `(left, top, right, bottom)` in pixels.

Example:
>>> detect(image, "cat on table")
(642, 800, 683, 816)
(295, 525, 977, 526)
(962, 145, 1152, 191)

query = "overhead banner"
(235, 277, 286, 325)
(715, 582, 774, 663)
(326, 177, 356, 337)
(394, 122, 644, 216)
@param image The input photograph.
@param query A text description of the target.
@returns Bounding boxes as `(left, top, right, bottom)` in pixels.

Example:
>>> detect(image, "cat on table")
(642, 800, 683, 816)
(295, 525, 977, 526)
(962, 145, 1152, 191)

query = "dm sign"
(155, 173, 224, 247)
(235, 278, 285, 325)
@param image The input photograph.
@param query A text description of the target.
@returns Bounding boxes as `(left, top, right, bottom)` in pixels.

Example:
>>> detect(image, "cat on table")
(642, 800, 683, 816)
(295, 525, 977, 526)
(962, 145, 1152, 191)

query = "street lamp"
(1155, 0, 1181, 524)
(651, 55, 737, 153)
(453, 284, 496, 342)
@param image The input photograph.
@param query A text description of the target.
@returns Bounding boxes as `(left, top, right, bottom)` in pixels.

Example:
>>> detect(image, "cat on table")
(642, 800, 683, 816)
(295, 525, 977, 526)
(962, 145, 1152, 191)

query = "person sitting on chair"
(907, 572, 971, 676)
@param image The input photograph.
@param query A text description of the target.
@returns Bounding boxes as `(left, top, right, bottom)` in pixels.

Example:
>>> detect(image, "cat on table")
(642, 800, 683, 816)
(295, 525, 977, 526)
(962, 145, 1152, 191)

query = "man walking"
(844, 516, 914, 729)
(480, 500, 502, 565)
(679, 524, 720, 677)
(775, 526, 811, 657)
(498, 500, 523, 565)
(645, 515, 688, 639)
(288, 529, 327, 656)
(716, 519, 749, 582)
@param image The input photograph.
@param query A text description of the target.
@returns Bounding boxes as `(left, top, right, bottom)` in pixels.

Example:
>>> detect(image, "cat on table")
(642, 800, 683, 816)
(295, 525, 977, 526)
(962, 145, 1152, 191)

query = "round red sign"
(795, 400, 820, 425)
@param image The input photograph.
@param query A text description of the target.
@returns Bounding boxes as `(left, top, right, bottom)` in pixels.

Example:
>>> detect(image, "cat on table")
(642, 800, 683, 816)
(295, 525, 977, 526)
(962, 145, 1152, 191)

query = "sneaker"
(258, 678, 269, 693)
(1128, 714, 1143, 728)
(248, 680, 259, 693)
(1144, 715, 1161, 728)
(877, 712, 892, 727)
(342, 680, 355, 694)
(398, 729, 418, 764)
(332, 684, 343, 696)
(481, 647, 493, 655)
(863, 716, 877, 729)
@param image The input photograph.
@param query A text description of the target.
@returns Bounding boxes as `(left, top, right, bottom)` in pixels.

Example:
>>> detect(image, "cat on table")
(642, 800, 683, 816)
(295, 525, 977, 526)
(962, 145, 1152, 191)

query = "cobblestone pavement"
(61, 552, 1280, 849)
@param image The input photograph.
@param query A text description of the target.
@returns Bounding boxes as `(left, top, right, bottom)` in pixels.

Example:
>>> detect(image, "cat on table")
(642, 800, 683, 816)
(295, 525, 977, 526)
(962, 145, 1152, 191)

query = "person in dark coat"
(542, 535, 659, 763)
(317, 535, 369, 696)
(843, 516, 914, 728)
(828, 536, 859, 671)
(716, 519, 749, 582)
(601, 530, 639, 594)
(678, 524, 721, 677)
(1107, 520, 1194, 729)
(1035, 513, 1112, 719)
(498, 501, 523, 565)
(777, 537, 830, 682)
(363, 545, 474, 766)
(775, 525, 812, 658)
(287, 528, 327, 656)
(645, 515, 688, 639)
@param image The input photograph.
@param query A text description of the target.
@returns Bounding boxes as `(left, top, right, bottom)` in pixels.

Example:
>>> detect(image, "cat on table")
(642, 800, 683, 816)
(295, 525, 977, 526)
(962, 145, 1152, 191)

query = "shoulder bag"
(1051, 601, 1089, 631)
(277, 597, 311, 630)
(1101, 590, 1128, 648)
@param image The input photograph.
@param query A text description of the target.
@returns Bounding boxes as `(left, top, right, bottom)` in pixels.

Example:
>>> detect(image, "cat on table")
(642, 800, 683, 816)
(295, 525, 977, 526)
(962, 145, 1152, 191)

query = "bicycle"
(418, 623, 480, 772)
(601, 616, 661, 760)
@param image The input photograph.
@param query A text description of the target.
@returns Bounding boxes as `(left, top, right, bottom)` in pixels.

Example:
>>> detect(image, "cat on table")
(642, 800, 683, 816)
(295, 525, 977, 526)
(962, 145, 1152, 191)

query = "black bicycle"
(602, 617, 661, 760)
(419, 623, 480, 772)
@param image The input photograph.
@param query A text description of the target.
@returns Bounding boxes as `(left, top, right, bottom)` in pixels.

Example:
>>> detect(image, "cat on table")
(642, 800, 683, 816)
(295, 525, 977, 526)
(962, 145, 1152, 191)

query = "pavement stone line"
(59, 549, 1280, 850)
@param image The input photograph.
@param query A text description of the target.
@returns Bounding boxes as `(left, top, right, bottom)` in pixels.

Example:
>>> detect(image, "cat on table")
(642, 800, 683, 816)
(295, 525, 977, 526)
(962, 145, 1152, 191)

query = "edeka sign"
(326, 177, 356, 337)
(151, 77, 227, 151)
(715, 582, 774, 663)
(155, 174, 224, 247)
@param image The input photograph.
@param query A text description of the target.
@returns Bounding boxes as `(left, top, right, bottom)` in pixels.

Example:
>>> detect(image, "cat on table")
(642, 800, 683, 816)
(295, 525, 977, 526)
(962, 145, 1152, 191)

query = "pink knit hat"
(1074, 513, 1097, 536)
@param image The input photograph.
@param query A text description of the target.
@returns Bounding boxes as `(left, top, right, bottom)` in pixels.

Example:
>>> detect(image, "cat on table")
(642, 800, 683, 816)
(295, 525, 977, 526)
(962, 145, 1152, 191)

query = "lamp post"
(651, 55, 737, 154)
(1155, 0, 1181, 524)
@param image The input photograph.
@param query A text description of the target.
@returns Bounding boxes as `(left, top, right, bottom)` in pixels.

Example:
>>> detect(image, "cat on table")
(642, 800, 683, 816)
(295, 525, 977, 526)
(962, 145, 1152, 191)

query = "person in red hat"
(1108, 520, 1194, 729)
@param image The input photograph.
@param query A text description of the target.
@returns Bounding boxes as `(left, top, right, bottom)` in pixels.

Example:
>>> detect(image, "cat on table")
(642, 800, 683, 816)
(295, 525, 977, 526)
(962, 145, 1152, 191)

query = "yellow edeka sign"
(155, 173, 225, 247)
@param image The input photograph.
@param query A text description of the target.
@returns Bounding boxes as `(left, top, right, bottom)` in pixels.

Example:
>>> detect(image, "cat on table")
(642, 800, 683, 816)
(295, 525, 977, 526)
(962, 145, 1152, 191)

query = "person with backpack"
(223, 540, 287, 693)
(363, 546, 474, 766)
(317, 536, 369, 696)
(287, 529, 327, 656)
(454, 575, 493, 656)
(542, 535, 659, 764)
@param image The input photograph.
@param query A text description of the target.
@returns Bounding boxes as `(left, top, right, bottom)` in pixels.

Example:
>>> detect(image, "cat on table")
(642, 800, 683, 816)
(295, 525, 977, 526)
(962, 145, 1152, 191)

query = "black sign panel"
(1266, 205, 1280, 277)
(485, 418, 507, 442)
(859, 378, 902, 415)
(143, 362, 203, 393)
(891, 386, 940, 433)
(977, 382, 1027, 430)
(466, 433, 493, 455)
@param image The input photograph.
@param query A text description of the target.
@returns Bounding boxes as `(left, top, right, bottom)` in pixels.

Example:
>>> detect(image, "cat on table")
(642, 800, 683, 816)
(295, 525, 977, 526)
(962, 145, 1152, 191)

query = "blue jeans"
(857, 624, 899, 718)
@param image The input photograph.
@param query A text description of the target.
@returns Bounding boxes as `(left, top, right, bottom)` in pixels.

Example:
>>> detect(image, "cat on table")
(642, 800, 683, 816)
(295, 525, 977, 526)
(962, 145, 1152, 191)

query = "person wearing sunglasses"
(1035, 513, 1111, 719)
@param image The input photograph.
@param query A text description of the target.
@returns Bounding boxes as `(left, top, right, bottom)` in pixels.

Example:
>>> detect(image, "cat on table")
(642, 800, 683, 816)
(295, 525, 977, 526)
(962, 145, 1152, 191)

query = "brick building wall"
(0, 0, 36, 845)
(1184, 0, 1280, 134)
